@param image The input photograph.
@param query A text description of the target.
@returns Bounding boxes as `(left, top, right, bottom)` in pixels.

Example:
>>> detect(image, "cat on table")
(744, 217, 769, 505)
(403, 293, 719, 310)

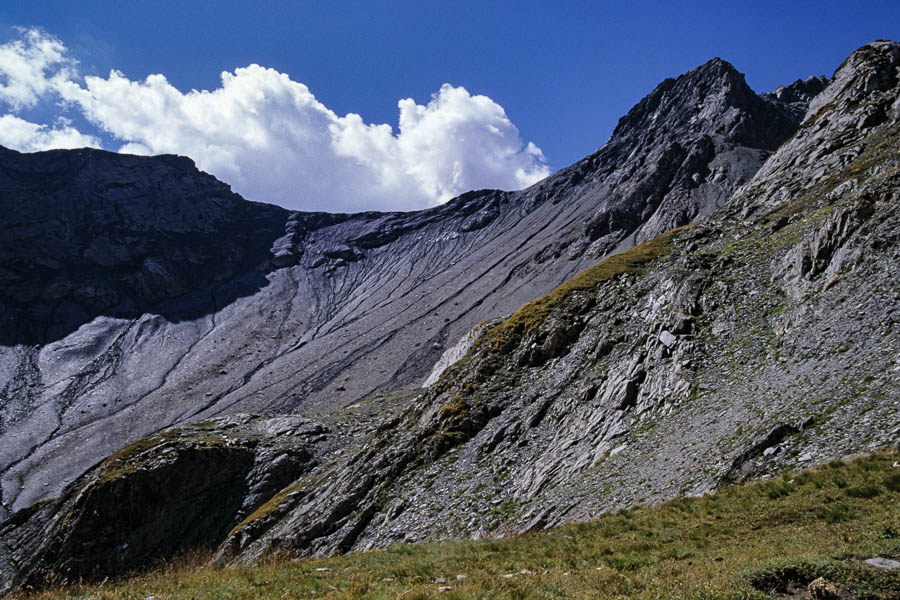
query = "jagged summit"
(608, 56, 801, 150)
(562, 55, 815, 256)
(766, 75, 829, 104)
(761, 75, 829, 122)
(733, 39, 900, 218)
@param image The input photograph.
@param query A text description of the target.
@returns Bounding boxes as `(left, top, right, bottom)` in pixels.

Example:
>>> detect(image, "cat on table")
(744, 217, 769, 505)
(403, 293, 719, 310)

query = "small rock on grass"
(865, 557, 900, 570)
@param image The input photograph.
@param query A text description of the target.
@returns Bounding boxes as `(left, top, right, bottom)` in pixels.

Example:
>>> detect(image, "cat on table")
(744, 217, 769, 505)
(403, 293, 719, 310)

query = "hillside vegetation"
(16, 450, 900, 600)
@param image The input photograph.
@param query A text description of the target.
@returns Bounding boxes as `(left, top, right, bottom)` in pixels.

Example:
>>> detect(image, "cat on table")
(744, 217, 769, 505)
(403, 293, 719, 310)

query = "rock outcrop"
(0, 149, 289, 333)
(0, 414, 331, 591)
(0, 56, 815, 526)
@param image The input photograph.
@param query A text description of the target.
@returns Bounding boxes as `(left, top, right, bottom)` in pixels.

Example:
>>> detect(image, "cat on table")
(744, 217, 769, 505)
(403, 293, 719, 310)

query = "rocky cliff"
(0, 56, 814, 531)
(0, 44, 875, 594)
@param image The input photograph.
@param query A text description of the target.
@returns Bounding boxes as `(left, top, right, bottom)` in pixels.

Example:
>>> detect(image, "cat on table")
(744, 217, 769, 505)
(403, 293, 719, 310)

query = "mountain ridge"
(0, 50, 815, 526)
(5, 42, 895, 596)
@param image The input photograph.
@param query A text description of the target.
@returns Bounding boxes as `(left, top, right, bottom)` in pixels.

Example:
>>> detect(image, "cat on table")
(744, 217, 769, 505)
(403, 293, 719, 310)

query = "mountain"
(0, 56, 817, 528)
(4, 40, 897, 595)
(220, 40, 898, 561)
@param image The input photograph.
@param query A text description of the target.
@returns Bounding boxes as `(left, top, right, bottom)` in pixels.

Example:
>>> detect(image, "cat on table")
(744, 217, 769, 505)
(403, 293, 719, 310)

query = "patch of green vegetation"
(884, 473, 900, 493)
(96, 428, 248, 484)
(634, 416, 658, 435)
(845, 484, 882, 499)
(24, 450, 900, 600)
(438, 394, 469, 425)
(764, 122, 899, 224)
(762, 480, 794, 500)
(764, 302, 786, 317)
(97, 429, 183, 482)
(228, 482, 304, 538)
(814, 502, 858, 524)
(798, 101, 835, 128)
(489, 499, 520, 518)
(478, 226, 688, 353)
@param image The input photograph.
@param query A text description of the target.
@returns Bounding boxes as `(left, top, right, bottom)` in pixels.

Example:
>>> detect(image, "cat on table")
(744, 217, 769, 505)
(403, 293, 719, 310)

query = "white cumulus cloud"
(1, 28, 550, 212)
(0, 114, 100, 151)
(0, 27, 74, 110)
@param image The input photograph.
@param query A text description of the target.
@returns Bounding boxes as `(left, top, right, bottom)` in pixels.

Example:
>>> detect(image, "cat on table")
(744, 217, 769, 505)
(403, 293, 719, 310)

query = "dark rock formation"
(0, 148, 289, 341)
(0, 414, 330, 591)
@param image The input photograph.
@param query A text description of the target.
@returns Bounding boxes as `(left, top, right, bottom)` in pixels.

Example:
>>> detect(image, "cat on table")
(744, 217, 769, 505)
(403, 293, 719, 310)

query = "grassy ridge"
(17, 449, 900, 599)
(477, 226, 688, 353)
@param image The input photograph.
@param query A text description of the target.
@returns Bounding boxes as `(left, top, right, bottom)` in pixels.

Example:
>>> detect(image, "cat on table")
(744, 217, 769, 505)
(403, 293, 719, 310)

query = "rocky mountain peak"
(687, 56, 748, 89)
(766, 75, 829, 104)
(734, 40, 900, 217)
(760, 75, 829, 122)
(561, 56, 824, 258)
(814, 39, 899, 113)
(608, 57, 799, 151)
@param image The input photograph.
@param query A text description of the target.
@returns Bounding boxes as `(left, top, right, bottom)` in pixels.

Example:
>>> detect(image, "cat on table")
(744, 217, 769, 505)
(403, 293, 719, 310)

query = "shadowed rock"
(0, 414, 329, 593)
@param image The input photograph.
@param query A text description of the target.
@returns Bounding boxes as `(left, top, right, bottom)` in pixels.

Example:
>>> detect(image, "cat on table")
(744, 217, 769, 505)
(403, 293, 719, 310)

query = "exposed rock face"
(195, 41, 897, 565)
(559, 56, 812, 255)
(422, 317, 504, 387)
(0, 414, 331, 592)
(0, 148, 289, 333)
(761, 75, 830, 120)
(734, 41, 900, 218)
(0, 56, 814, 525)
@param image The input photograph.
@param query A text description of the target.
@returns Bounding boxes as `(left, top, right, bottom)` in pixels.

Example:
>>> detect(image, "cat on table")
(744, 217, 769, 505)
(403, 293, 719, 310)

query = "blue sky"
(0, 1, 897, 211)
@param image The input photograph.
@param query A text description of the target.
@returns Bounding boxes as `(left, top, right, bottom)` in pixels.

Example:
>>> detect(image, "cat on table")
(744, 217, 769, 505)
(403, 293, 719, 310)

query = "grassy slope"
(17, 450, 900, 600)
(475, 226, 687, 353)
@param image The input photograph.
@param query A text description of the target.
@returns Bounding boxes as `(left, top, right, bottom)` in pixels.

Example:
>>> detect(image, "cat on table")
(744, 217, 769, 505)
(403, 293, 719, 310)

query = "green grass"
(227, 482, 304, 538)
(477, 226, 687, 352)
(17, 449, 900, 600)
(97, 429, 185, 482)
